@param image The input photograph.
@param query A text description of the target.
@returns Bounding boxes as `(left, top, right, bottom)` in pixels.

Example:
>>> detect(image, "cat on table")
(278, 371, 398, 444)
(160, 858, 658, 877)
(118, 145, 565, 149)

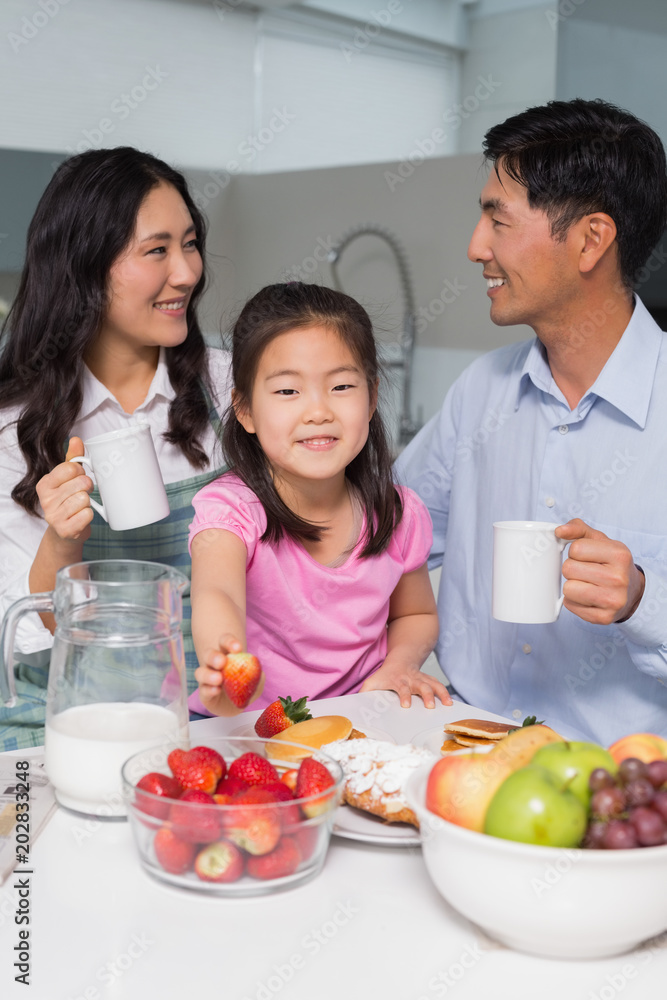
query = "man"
(396, 99, 667, 745)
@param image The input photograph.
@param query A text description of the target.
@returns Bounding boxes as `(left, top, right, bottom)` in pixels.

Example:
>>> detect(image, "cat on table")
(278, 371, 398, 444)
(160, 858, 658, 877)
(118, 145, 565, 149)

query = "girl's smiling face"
(98, 181, 203, 353)
(235, 324, 376, 493)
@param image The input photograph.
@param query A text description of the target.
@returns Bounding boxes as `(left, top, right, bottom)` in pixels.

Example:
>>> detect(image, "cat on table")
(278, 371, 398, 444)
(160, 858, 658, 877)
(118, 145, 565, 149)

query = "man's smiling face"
(467, 161, 580, 334)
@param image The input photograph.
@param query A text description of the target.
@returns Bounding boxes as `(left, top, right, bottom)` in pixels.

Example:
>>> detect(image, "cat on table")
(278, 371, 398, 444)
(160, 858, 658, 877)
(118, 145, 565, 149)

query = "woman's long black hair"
(223, 282, 402, 558)
(0, 146, 212, 514)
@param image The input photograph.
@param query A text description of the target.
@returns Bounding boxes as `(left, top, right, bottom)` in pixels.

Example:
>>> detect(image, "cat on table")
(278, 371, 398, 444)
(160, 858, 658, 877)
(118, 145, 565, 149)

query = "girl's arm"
(190, 528, 264, 716)
(360, 563, 452, 708)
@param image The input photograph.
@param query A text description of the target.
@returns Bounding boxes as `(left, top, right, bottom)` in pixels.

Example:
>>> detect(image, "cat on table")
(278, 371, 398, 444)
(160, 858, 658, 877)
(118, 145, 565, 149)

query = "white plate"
(410, 726, 494, 757)
(332, 803, 421, 847)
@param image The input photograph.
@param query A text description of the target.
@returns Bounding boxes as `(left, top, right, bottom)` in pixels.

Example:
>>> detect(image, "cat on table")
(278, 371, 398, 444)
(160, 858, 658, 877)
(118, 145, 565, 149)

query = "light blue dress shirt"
(395, 296, 667, 744)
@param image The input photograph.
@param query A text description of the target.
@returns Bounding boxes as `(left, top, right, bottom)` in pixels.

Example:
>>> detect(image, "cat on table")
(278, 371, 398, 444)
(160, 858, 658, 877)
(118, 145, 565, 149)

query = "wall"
(458, 1, 557, 154)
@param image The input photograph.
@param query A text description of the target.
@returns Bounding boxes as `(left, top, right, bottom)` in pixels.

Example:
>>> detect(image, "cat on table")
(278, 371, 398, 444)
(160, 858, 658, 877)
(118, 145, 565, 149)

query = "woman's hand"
(194, 633, 265, 717)
(360, 662, 452, 709)
(35, 437, 94, 542)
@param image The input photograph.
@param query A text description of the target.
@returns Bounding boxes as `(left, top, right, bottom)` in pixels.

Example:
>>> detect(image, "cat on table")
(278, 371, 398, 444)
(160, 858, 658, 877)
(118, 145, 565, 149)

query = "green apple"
(484, 765, 587, 847)
(531, 741, 618, 808)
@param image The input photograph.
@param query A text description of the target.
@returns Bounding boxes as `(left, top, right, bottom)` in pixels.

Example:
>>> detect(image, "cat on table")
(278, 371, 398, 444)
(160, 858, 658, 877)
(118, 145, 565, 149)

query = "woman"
(0, 147, 230, 750)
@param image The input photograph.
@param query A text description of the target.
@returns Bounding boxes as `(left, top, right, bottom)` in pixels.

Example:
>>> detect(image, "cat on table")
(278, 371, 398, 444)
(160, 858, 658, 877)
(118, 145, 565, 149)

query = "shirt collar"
(515, 296, 663, 428)
(80, 347, 174, 419)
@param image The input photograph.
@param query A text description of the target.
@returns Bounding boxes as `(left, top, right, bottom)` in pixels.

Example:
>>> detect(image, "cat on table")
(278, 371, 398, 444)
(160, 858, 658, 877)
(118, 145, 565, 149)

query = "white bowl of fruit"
(405, 724, 667, 959)
(121, 736, 343, 896)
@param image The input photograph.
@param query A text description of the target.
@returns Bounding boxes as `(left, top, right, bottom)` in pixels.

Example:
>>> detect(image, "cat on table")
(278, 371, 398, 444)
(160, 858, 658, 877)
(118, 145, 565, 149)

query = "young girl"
(189, 282, 451, 716)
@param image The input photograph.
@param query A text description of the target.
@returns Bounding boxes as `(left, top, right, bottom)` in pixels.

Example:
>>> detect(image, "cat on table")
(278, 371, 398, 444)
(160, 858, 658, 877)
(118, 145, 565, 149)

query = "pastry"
(321, 738, 436, 827)
(441, 718, 515, 752)
(268, 716, 356, 763)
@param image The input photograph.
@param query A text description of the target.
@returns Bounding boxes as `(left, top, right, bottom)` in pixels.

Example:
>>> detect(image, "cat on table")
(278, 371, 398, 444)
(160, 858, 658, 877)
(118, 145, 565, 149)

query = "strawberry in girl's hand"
(254, 695, 311, 738)
(247, 836, 302, 880)
(154, 827, 196, 875)
(295, 757, 336, 818)
(167, 747, 224, 794)
(222, 652, 262, 708)
(228, 752, 279, 786)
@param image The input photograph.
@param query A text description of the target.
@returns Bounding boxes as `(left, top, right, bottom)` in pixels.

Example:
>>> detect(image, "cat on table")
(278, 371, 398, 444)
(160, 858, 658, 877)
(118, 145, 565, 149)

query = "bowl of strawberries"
(121, 736, 344, 896)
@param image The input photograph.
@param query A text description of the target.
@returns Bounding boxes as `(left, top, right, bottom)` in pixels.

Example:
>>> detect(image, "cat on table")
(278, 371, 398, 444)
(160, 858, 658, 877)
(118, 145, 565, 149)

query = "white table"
(2, 692, 666, 1000)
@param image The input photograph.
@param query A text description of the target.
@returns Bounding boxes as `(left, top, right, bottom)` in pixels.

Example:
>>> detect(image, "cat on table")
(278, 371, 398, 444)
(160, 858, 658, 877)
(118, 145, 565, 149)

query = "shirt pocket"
(566, 519, 667, 636)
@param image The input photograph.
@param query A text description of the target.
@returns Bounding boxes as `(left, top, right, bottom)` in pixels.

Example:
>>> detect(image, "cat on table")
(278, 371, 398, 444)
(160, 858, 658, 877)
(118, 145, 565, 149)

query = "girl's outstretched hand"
(360, 663, 452, 709)
(194, 634, 265, 716)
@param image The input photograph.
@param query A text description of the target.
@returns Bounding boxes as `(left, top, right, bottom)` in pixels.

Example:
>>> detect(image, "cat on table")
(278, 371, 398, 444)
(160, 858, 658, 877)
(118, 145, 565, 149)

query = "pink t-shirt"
(187, 473, 432, 714)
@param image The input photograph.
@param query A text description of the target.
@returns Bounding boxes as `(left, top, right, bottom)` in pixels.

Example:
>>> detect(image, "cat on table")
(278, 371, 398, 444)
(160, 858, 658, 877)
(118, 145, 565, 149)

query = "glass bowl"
(121, 736, 344, 897)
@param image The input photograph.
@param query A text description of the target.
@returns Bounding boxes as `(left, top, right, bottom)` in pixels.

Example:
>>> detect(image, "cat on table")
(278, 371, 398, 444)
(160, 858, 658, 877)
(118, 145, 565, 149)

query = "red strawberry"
(215, 775, 249, 797)
(221, 789, 281, 855)
(257, 781, 301, 826)
(280, 769, 298, 793)
(168, 747, 224, 794)
(154, 826, 196, 875)
(295, 757, 336, 818)
(222, 652, 262, 708)
(169, 789, 221, 844)
(135, 772, 183, 820)
(228, 752, 279, 786)
(254, 695, 311, 738)
(247, 836, 302, 880)
(194, 840, 244, 883)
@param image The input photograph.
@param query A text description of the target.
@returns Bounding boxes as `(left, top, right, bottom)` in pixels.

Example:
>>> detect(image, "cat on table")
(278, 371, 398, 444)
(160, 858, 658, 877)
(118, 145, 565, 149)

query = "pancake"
(444, 718, 515, 741)
(268, 716, 354, 763)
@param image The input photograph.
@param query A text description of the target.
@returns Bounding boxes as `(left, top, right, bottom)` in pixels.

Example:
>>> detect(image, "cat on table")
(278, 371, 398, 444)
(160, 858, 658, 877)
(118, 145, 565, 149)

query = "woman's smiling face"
(98, 181, 203, 352)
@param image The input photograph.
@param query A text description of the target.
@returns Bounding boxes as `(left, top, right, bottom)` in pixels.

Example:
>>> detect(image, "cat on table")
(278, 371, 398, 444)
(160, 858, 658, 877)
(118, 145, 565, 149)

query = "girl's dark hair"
(223, 282, 402, 557)
(483, 98, 667, 288)
(0, 146, 212, 514)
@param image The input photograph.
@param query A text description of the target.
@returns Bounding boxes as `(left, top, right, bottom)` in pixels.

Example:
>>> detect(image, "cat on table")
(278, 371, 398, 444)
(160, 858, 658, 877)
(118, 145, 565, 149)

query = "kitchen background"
(1, 0, 667, 446)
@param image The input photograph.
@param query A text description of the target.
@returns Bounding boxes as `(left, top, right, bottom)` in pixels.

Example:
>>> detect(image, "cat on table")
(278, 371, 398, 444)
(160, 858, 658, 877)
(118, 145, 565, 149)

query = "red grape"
(646, 759, 667, 789)
(628, 807, 666, 847)
(601, 820, 638, 849)
(583, 819, 608, 848)
(652, 789, 667, 822)
(591, 785, 626, 819)
(589, 768, 615, 792)
(625, 777, 655, 808)
(618, 758, 648, 784)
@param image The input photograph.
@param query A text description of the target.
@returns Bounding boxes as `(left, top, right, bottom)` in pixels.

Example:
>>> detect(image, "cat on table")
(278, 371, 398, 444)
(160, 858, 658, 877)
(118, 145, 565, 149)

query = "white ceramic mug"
(69, 423, 170, 531)
(492, 520, 567, 624)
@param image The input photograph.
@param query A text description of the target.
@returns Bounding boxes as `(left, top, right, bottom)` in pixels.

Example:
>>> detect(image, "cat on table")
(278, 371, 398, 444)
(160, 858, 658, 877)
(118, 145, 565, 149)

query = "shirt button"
(558, 425, 568, 435)
(545, 497, 555, 507)
(512, 709, 522, 719)
(522, 643, 532, 654)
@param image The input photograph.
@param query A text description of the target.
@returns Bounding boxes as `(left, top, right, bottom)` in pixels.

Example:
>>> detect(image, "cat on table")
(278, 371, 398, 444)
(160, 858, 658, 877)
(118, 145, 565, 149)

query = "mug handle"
(68, 455, 107, 522)
(555, 536, 568, 618)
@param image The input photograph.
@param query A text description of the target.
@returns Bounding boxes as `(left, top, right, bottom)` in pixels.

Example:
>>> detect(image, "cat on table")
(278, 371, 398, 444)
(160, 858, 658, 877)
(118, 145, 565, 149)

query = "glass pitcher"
(0, 560, 189, 817)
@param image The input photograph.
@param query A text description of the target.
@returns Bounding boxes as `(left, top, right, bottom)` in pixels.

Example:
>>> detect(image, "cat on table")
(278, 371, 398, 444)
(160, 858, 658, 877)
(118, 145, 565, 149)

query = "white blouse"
(0, 347, 231, 656)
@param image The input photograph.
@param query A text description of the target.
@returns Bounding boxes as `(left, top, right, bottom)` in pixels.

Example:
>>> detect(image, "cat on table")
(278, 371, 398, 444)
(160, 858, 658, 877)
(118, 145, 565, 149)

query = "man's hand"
(555, 518, 645, 625)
